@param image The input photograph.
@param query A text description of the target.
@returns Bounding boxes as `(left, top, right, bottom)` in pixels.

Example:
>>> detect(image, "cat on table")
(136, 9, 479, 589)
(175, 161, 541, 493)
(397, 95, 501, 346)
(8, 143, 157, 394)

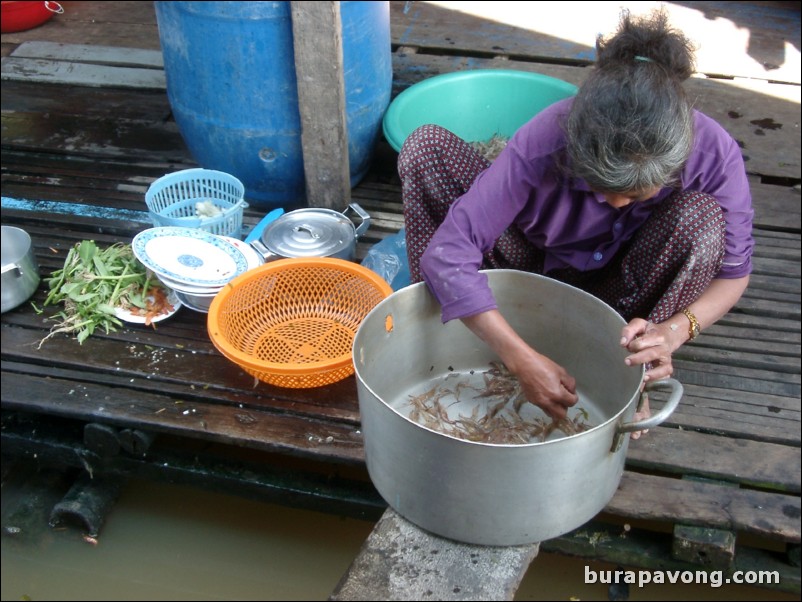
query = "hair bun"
(596, 9, 696, 81)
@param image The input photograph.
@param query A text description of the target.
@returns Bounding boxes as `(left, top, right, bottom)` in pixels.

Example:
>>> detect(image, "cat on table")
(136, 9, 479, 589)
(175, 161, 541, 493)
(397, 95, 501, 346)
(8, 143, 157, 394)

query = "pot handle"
(248, 238, 279, 262)
(244, 208, 285, 262)
(611, 378, 683, 451)
(244, 208, 284, 244)
(343, 203, 371, 238)
(1, 263, 23, 276)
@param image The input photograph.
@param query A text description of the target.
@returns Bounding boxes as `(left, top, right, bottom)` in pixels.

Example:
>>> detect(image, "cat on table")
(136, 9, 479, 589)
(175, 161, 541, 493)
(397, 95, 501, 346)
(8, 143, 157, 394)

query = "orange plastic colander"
(207, 257, 393, 388)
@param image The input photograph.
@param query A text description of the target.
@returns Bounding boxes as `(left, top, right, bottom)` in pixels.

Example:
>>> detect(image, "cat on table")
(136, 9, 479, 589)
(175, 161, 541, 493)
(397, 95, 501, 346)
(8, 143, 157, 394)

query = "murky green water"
(1, 474, 796, 601)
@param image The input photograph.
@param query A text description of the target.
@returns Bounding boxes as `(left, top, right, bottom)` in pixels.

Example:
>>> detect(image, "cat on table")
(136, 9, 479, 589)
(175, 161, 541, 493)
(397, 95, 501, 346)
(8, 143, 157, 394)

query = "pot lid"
(261, 208, 355, 257)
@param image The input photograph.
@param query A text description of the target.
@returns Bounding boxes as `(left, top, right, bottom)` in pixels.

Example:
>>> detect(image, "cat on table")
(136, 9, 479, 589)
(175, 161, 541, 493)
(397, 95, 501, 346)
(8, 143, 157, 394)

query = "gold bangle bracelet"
(682, 308, 701, 341)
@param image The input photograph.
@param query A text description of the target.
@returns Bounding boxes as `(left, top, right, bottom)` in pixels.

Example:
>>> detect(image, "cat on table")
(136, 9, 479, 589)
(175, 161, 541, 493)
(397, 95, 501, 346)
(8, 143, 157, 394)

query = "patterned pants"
(399, 124, 726, 323)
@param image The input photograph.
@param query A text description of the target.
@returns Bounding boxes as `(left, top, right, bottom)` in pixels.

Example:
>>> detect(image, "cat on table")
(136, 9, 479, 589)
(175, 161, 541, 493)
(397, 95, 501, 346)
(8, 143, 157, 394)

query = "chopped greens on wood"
(38, 240, 173, 346)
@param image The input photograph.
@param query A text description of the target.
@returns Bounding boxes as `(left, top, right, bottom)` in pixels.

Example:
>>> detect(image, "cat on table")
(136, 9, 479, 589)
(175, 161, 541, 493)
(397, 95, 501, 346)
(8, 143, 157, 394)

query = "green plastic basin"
(382, 69, 578, 152)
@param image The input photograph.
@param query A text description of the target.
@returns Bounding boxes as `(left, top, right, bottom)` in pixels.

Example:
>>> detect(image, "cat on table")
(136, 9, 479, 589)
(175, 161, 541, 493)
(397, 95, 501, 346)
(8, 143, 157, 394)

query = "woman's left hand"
(620, 318, 676, 382)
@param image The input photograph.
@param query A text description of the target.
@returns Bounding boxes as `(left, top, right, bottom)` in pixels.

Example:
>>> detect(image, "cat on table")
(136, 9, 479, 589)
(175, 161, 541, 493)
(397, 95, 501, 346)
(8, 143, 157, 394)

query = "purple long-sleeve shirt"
(420, 98, 754, 323)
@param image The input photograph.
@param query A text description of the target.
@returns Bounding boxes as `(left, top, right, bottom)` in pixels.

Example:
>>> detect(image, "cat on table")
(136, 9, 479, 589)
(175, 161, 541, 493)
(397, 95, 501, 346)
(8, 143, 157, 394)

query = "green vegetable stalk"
(38, 240, 165, 346)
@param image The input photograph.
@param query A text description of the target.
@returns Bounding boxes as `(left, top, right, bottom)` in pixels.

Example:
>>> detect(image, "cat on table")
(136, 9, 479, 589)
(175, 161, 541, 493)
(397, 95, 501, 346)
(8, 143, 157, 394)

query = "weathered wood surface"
(671, 476, 739, 570)
(1, 42, 166, 89)
(0, 1, 162, 53)
(2, 1, 800, 596)
(389, 1, 802, 84)
(290, 1, 352, 209)
(4, 41, 799, 227)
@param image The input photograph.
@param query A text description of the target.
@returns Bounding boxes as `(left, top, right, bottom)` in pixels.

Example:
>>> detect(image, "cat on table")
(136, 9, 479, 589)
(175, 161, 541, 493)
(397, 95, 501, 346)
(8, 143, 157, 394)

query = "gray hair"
(565, 10, 696, 193)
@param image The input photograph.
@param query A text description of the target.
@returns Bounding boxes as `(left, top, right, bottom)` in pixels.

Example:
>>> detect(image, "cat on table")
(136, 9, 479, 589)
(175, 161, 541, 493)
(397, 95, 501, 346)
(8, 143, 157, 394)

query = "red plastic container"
(1, 1, 62, 33)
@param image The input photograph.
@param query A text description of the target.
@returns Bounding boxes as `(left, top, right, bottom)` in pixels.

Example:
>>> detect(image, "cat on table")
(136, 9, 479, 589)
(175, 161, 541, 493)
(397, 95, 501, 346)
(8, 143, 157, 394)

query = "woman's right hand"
(461, 310, 578, 420)
(508, 349, 578, 420)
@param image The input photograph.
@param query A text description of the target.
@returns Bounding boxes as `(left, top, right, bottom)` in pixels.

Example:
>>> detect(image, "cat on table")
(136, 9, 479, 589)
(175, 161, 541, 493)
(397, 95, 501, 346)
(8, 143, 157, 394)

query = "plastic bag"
(361, 227, 411, 290)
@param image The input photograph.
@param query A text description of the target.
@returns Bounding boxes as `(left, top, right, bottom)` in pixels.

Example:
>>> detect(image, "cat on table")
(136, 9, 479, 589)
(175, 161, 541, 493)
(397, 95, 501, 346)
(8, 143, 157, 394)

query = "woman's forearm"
(461, 310, 578, 419)
(663, 275, 750, 351)
(460, 310, 531, 369)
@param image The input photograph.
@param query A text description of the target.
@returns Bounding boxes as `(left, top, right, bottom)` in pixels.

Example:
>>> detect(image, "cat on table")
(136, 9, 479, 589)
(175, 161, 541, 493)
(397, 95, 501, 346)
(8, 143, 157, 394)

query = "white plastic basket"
(145, 168, 247, 238)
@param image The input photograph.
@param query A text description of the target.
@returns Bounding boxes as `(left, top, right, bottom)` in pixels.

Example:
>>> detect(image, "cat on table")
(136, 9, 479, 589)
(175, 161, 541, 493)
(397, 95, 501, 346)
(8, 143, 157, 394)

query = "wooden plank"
(672, 523, 736, 568)
(1, 56, 166, 89)
(741, 286, 800, 307)
(0, 79, 173, 120)
(716, 311, 800, 333)
(724, 296, 800, 321)
(671, 476, 737, 570)
(606, 472, 800, 543)
(1, 369, 366, 467)
(751, 253, 802, 279)
(702, 321, 801, 348)
(687, 332, 800, 365)
(290, 1, 351, 210)
(672, 360, 800, 398)
(2, 196, 151, 225)
(736, 296, 800, 320)
(625, 427, 801, 493)
(657, 406, 799, 447)
(676, 383, 801, 414)
(746, 273, 800, 296)
(10, 41, 164, 68)
(689, 75, 801, 179)
(754, 243, 802, 261)
(668, 369, 799, 406)
(755, 230, 802, 247)
(648, 383, 800, 445)
(1, 110, 189, 161)
(0, 318, 364, 422)
(1, 328, 361, 425)
(749, 178, 802, 233)
(389, 1, 802, 85)
(674, 340, 799, 373)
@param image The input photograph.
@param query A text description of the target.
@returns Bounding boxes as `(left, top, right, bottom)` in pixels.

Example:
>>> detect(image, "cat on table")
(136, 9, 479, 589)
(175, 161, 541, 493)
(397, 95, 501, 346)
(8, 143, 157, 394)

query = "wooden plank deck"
(2, 1, 800, 597)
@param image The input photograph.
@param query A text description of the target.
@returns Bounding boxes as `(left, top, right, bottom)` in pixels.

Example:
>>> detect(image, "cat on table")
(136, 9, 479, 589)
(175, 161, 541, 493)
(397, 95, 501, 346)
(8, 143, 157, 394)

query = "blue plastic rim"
(145, 168, 247, 238)
(382, 69, 579, 152)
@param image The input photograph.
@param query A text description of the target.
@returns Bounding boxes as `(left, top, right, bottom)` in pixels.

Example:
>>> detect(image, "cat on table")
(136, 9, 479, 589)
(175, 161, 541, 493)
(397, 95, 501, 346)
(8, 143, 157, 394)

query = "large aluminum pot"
(2, 226, 41, 313)
(249, 203, 370, 261)
(353, 270, 682, 546)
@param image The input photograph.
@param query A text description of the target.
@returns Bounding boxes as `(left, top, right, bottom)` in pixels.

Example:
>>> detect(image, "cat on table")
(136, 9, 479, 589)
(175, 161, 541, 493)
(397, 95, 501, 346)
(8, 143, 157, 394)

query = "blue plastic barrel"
(154, 1, 392, 209)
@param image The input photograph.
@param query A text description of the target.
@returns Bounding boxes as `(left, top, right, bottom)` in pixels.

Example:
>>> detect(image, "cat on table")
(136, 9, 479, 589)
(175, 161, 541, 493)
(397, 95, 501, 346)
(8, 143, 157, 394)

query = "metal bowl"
(1, 226, 41, 313)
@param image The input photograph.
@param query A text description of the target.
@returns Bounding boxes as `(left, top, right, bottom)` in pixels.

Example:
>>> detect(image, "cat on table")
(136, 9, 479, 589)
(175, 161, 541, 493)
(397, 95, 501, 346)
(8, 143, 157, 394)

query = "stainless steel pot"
(249, 203, 370, 261)
(353, 270, 682, 546)
(1, 226, 41, 314)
